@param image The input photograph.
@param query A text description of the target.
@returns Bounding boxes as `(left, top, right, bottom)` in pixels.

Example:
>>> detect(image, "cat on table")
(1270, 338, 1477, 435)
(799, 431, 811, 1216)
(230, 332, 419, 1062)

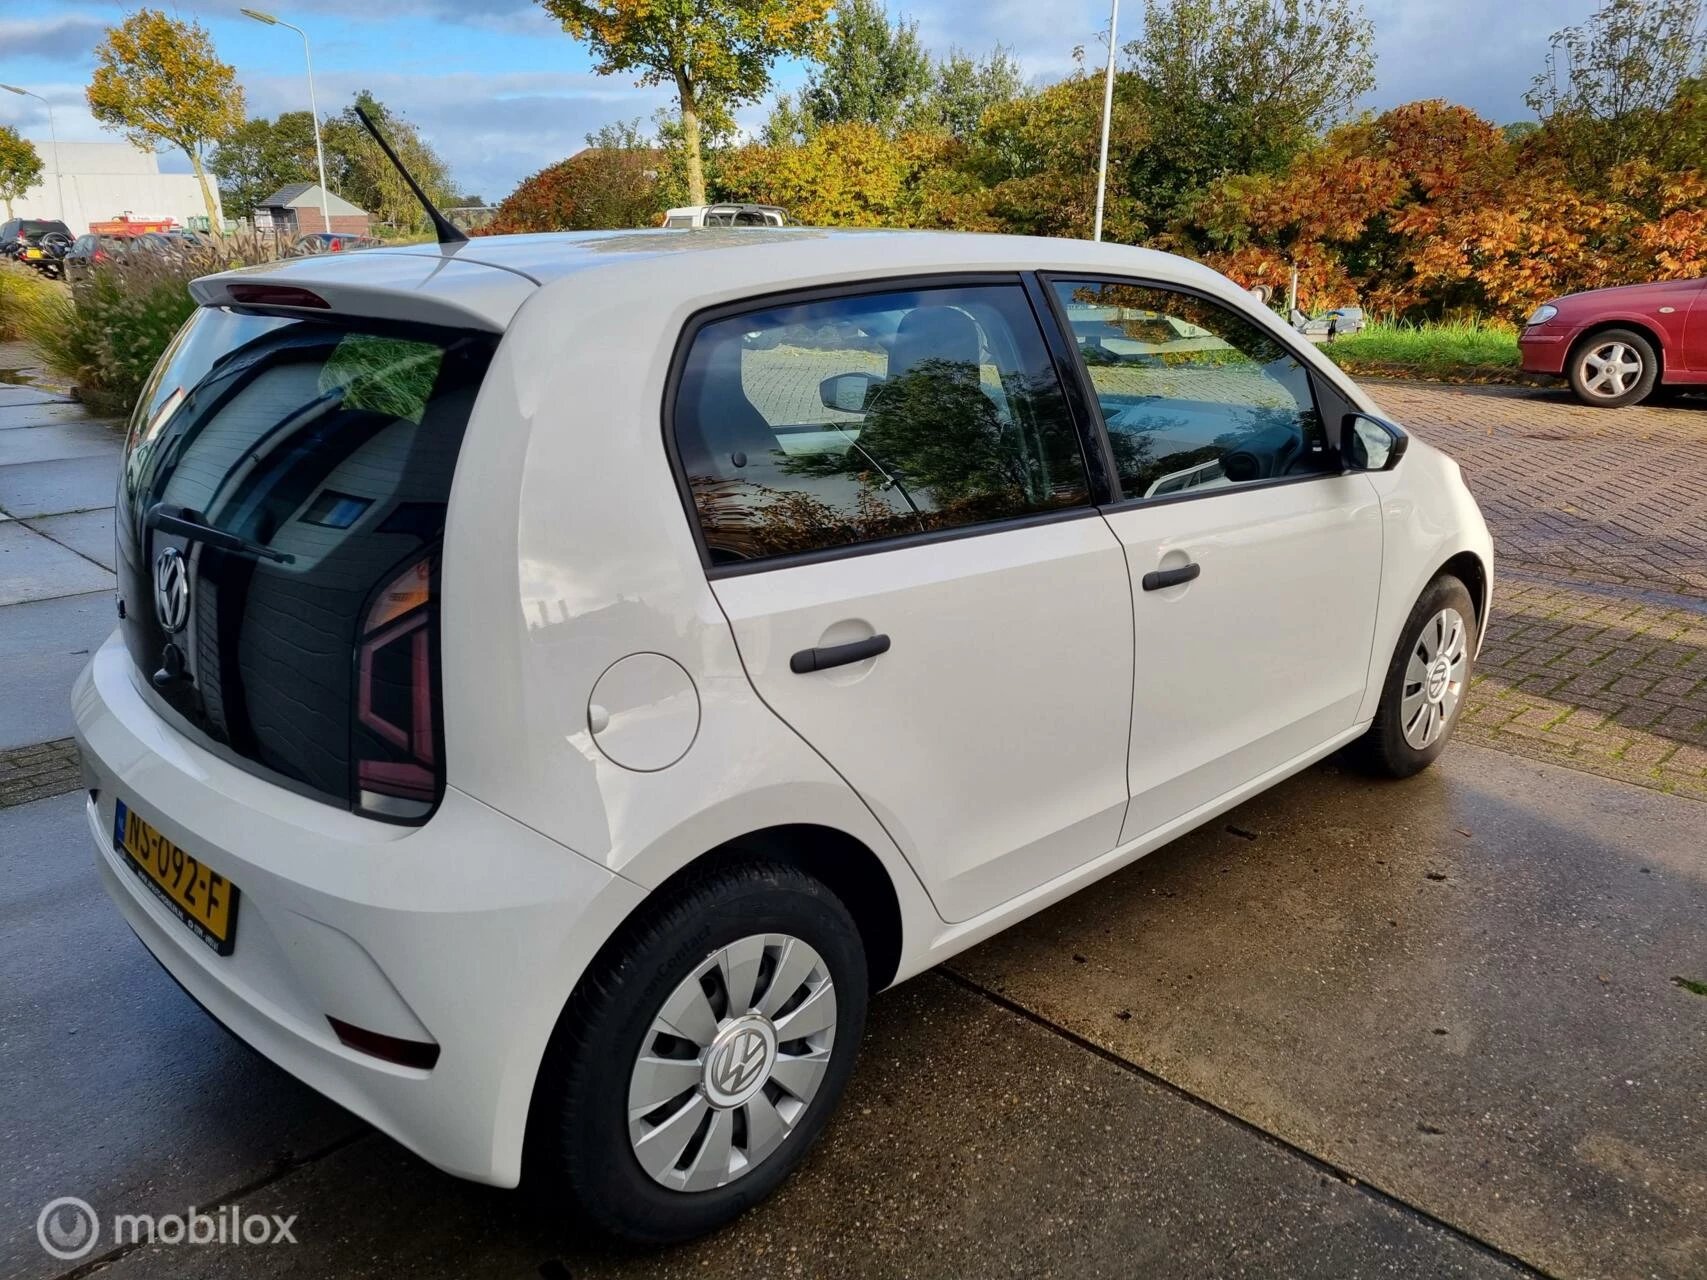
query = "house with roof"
(255, 183, 370, 238)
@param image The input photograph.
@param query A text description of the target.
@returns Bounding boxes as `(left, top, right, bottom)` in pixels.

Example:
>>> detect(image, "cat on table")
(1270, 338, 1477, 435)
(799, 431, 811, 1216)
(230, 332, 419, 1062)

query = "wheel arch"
(1568, 319, 1667, 380)
(1437, 549, 1489, 633)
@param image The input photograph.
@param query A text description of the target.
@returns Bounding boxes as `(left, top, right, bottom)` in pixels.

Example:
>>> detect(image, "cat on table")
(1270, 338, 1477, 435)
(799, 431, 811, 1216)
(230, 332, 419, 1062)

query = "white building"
(7, 140, 221, 235)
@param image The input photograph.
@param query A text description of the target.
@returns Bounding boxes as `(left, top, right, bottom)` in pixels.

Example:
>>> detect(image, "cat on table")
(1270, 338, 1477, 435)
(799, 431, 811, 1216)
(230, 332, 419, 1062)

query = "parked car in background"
(2, 219, 73, 275)
(1519, 278, 1707, 407)
(289, 231, 383, 256)
(663, 204, 787, 228)
(74, 229, 1490, 1246)
(63, 232, 178, 281)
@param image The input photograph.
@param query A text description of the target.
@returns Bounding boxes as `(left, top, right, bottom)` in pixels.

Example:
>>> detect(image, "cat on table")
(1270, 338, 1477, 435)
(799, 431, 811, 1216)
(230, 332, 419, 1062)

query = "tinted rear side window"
(673, 283, 1089, 565)
(117, 307, 495, 813)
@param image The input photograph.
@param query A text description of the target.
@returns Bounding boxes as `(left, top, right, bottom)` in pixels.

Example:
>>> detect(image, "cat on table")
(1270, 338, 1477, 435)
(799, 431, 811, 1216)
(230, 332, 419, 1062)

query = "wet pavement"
(1, 382, 1704, 1278)
(4, 745, 1702, 1279)
(0, 383, 119, 750)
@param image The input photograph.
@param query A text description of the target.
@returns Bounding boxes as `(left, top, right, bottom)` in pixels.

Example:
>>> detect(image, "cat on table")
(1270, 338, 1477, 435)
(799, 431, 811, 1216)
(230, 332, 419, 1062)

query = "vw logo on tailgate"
(153, 547, 190, 633)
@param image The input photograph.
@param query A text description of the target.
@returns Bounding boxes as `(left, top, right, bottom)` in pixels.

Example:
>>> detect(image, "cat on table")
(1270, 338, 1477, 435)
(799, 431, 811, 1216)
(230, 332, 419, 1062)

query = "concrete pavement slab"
(23, 509, 116, 571)
(0, 401, 104, 431)
(0, 420, 122, 464)
(0, 592, 117, 749)
(0, 792, 366, 1280)
(0, 521, 114, 606)
(0, 387, 70, 412)
(952, 743, 1707, 1280)
(66, 980, 1521, 1280)
(0, 455, 120, 519)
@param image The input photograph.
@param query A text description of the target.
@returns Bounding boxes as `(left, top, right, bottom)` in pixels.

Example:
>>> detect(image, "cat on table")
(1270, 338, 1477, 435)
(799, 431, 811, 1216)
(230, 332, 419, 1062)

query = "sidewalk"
(0, 380, 121, 797)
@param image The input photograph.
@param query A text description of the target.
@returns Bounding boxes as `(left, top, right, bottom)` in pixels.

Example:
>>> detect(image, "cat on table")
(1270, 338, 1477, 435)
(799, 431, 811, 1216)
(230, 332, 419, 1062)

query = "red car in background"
(1519, 277, 1707, 407)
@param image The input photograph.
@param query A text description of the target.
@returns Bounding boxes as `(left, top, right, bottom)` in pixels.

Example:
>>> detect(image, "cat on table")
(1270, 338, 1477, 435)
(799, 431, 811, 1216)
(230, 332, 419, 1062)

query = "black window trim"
(1034, 270, 1360, 513)
(660, 270, 1108, 580)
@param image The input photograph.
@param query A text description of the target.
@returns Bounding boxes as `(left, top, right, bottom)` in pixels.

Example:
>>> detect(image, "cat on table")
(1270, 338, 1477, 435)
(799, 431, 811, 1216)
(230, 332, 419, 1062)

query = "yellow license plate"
(22, 248, 42, 260)
(113, 800, 239, 954)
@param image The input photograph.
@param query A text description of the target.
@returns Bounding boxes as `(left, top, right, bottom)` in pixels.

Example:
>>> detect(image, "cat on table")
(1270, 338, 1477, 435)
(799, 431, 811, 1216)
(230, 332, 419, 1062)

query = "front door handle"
(791, 634, 891, 674)
(1141, 562, 1201, 591)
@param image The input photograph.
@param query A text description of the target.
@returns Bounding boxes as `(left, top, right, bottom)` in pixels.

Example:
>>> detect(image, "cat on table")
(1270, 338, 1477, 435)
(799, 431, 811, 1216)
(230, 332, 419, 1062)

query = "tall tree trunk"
(676, 73, 707, 207)
(188, 150, 220, 229)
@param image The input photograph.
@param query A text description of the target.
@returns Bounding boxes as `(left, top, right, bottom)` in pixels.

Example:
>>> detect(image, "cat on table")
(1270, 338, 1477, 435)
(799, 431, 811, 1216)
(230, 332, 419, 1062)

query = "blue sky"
(1, 1, 1591, 204)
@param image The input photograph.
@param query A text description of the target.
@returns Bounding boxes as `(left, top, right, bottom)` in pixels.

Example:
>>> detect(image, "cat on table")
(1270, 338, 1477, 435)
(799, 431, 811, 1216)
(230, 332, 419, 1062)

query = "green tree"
(1525, 0, 1706, 181)
(538, 0, 833, 207)
(801, 0, 933, 134)
(1128, 0, 1374, 226)
(909, 47, 1026, 138)
(969, 64, 1149, 240)
(0, 127, 43, 219)
(86, 9, 245, 225)
(321, 92, 456, 231)
(210, 112, 319, 220)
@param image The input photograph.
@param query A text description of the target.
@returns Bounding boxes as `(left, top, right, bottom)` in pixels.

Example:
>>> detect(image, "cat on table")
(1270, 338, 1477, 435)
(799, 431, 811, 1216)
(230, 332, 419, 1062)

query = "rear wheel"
(529, 862, 867, 1244)
(1354, 574, 1477, 778)
(1568, 328, 1658, 408)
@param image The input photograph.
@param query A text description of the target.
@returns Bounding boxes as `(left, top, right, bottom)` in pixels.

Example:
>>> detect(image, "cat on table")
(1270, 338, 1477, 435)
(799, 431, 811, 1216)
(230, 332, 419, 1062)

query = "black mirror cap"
(1342, 412, 1410, 472)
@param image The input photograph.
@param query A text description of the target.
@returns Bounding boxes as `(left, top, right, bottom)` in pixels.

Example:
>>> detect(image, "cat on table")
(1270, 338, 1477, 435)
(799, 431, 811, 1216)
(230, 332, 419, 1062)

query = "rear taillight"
(353, 556, 440, 820)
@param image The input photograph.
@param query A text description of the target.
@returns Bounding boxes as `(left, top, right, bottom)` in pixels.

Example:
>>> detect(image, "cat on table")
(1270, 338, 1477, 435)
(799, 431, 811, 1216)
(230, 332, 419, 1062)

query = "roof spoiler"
(189, 254, 532, 332)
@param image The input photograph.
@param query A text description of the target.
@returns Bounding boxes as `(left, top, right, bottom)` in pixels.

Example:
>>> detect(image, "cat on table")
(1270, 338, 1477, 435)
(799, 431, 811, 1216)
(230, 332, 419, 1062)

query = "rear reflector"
(226, 283, 331, 309)
(327, 1017, 441, 1069)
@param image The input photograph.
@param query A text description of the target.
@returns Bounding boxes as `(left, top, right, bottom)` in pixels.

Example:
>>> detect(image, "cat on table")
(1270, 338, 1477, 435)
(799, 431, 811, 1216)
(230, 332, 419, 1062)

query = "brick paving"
(1378, 383, 1707, 597)
(0, 737, 81, 808)
(1382, 383, 1707, 795)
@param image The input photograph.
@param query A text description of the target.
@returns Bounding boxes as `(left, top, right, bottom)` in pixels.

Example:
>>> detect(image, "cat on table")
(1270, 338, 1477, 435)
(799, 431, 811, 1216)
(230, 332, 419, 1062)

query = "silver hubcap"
(628, 934, 836, 1192)
(1401, 607, 1469, 749)
(1580, 342, 1643, 398)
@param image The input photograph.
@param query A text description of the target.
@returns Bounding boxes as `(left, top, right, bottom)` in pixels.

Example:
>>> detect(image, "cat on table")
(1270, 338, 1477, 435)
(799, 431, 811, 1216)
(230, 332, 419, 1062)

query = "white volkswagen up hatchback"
(74, 229, 1491, 1243)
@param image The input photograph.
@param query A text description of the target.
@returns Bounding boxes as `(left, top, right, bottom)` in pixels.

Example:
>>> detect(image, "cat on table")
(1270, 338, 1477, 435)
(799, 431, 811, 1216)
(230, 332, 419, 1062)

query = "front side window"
(674, 283, 1090, 564)
(1051, 280, 1332, 502)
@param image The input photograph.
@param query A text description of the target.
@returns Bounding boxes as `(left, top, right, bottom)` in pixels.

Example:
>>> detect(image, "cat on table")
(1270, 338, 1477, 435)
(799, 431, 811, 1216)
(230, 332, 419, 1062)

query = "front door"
(672, 279, 1134, 923)
(1046, 277, 1383, 841)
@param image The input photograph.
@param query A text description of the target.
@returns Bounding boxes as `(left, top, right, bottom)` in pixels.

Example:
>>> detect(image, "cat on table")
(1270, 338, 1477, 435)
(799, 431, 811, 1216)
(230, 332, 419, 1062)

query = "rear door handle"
(791, 634, 891, 674)
(1141, 562, 1201, 591)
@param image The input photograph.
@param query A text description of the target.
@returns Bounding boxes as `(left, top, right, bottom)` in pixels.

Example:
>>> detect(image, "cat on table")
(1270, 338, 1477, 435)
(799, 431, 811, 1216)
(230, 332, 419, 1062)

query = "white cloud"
(0, 15, 107, 59)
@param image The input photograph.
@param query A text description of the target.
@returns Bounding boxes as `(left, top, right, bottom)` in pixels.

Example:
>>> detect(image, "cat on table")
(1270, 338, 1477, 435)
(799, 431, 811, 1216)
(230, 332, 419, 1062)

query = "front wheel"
(1354, 574, 1477, 778)
(529, 862, 868, 1244)
(1568, 328, 1658, 408)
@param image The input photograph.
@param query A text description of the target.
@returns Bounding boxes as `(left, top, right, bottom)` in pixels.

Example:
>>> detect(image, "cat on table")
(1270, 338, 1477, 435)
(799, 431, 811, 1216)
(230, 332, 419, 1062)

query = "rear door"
(674, 278, 1134, 924)
(1045, 277, 1383, 842)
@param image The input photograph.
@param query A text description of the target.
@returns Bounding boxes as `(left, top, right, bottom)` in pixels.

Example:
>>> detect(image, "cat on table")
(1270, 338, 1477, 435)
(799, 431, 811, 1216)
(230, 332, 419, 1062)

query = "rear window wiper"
(147, 503, 296, 564)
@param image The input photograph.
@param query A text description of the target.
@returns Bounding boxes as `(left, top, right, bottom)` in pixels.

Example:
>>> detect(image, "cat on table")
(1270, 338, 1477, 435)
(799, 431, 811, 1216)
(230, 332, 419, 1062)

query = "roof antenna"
(353, 104, 467, 246)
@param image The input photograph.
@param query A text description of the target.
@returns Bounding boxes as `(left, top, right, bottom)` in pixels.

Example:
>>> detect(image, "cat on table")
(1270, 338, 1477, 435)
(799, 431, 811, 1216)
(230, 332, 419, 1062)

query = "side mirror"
(1342, 412, 1409, 472)
(819, 371, 882, 414)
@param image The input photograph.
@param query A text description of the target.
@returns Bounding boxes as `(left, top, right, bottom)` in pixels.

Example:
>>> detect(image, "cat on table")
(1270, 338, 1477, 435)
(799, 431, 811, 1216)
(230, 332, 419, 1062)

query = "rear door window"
(673, 282, 1090, 565)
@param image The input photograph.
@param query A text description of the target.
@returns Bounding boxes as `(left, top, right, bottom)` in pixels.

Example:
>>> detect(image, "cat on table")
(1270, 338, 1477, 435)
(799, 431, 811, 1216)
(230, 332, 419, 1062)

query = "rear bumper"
(1517, 326, 1570, 375)
(73, 632, 647, 1186)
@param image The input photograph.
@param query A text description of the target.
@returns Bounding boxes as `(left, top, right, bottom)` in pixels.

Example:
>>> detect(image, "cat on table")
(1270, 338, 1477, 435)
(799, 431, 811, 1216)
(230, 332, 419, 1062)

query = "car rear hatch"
(114, 253, 532, 822)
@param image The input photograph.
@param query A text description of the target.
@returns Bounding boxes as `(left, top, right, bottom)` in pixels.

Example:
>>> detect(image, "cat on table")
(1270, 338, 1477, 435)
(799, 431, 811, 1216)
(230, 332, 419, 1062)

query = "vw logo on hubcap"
(153, 547, 190, 633)
(703, 1016, 777, 1108)
(1427, 657, 1451, 702)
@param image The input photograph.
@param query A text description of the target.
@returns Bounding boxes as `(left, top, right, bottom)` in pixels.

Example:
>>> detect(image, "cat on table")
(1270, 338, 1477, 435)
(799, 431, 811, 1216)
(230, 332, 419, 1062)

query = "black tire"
(528, 861, 868, 1245)
(1353, 574, 1478, 778)
(1567, 327, 1659, 408)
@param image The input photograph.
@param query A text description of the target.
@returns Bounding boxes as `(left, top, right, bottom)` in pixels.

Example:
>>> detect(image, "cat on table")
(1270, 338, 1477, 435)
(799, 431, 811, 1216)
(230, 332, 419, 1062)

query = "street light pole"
(241, 9, 331, 233)
(1092, 0, 1120, 242)
(1, 85, 66, 224)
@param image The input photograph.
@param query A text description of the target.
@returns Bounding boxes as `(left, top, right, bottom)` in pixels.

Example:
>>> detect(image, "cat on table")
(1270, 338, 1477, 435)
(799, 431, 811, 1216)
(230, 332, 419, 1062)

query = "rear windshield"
(116, 305, 495, 811)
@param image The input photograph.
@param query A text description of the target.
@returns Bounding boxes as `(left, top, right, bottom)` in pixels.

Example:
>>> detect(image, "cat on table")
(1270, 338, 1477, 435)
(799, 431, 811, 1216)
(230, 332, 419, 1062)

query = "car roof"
(192, 228, 1236, 332)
